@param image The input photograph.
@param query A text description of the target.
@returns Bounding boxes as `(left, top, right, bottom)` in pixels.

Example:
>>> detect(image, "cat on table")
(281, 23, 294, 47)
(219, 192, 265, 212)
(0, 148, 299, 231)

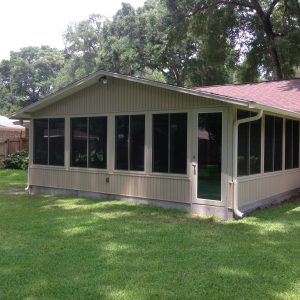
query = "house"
(0, 116, 25, 142)
(0, 116, 27, 164)
(12, 71, 300, 219)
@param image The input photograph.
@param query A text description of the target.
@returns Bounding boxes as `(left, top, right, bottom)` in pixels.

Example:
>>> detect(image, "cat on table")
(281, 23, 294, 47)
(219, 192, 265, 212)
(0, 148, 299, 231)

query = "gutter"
(232, 109, 263, 219)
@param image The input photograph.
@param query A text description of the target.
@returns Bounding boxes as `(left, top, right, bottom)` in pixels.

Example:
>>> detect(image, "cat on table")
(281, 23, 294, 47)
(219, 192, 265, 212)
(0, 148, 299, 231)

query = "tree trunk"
(173, 67, 184, 87)
(267, 36, 283, 80)
(252, 1, 283, 80)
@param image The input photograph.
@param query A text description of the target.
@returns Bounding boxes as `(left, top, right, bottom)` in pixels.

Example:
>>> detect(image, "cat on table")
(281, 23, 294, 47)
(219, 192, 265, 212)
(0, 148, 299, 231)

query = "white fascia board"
(248, 103, 300, 119)
(10, 70, 300, 120)
(10, 71, 252, 120)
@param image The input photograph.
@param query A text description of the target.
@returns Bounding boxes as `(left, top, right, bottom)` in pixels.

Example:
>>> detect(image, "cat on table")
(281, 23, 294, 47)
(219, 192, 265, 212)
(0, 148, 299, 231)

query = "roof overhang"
(10, 70, 300, 120)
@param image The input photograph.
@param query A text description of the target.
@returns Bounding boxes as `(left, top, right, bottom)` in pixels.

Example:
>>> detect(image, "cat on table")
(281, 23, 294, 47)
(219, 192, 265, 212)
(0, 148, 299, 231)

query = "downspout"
(233, 109, 263, 219)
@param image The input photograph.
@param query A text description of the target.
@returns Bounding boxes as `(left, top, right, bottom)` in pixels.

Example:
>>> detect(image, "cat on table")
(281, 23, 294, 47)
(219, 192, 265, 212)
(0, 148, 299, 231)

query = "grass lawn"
(0, 170, 299, 299)
(0, 169, 27, 189)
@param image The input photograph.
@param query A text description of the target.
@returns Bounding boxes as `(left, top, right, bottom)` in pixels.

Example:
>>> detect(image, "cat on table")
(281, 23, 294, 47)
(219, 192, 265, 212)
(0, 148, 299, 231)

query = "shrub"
(2, 150, 29, 170)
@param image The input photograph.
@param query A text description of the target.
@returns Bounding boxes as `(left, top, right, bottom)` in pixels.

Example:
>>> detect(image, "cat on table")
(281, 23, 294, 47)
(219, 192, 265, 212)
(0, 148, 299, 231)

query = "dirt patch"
(250, 194, 300, 214)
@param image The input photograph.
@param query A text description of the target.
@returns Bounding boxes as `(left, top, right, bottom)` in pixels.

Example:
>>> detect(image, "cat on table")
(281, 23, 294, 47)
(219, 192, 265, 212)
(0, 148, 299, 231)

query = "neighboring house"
(12, 71, 300, 219)
(0, 116, 27, 164)
(0, 116, 25, 142)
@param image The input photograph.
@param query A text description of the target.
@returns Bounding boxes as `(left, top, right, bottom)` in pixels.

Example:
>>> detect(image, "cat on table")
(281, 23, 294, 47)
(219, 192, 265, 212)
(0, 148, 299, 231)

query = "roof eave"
(10, 70, 252, 119)
(10, 70, 300, 120)
(253, 103, 300, 119)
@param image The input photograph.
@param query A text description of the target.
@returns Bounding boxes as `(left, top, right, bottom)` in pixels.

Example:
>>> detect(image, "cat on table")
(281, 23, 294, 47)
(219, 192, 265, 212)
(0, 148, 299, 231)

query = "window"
(89, 117, 107, 168)
(237, 110, 261, 176)
(71, 117, 107, 168)
(115, 115, 145, 171)
(285, 119, 299, 169)
(264, 115, 283, 172)
(33, 118, 65, 166)
(34, 119, 48, 165)
(153, 113, 187, 174)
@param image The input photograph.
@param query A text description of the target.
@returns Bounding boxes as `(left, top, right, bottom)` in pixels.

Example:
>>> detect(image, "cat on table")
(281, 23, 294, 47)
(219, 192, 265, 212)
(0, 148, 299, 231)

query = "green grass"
(0, 169, 27, 189)
(0, 170, 299, 299)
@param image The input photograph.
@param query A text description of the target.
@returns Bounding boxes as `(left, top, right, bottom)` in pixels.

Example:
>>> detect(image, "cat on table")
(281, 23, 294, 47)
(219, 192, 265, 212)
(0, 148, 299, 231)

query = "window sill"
(68, 167, 109, 174)
(149, 172, 190, 179)
(30, 164, 66, 171)
(30, 165, 191, 180)
(237, 168, 300, 182)
(113, 169, 146, 175)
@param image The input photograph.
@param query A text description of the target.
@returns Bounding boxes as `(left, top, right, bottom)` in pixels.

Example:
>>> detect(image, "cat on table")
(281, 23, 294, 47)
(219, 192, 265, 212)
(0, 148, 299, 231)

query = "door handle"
(192, 163, 197, 175)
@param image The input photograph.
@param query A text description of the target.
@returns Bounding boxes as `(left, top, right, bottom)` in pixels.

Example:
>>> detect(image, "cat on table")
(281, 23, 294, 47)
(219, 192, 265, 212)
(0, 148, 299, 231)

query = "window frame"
(33, 117, 65, 167)
(151, 112, 188, 175)
(285, 118, 300, 170)
(264, 114, 283, 173)
(70, 115, 108, 170)
(237, 109, 262, 177)
(114, 113, 146, 172)
(236, 109, 300, 179)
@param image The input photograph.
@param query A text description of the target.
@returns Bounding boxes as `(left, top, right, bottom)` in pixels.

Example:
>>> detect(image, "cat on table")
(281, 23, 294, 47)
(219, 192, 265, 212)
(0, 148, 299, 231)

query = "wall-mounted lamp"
(99, 75, 108, 85)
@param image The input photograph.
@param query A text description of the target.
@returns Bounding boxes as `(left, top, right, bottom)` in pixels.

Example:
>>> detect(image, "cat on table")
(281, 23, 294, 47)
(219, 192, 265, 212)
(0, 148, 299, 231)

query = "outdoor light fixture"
(99, 76, 108, 85)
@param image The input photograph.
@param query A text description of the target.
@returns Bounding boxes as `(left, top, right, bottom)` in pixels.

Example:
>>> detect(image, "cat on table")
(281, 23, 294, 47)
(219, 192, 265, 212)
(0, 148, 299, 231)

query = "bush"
(2, 150, 29, 170)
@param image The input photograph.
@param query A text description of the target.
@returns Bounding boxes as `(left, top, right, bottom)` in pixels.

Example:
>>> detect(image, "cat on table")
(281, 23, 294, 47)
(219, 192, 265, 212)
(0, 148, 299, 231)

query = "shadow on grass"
(0, 193, 299, 299)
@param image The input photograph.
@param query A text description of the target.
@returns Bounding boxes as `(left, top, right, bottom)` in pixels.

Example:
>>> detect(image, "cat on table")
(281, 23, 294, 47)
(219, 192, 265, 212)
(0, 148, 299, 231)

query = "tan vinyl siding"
(29, 167, 191, 203)
(33, 78, 223, 118)
(29, 77, 230, 207)
(238, 170, 300, 207)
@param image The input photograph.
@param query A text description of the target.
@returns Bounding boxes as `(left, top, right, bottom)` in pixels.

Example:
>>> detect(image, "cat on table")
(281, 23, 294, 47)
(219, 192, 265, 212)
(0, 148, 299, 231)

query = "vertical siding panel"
(31, 168, 191, 203)
(239, 170, 300, 207)
(148, 177, 153, 199)
(175, 91, 180, 109)
(32, 77, 225, 117)
(123, 81, 127, 112)
(126, 81, 130, 112)
(169, 179, 174, 200)
(136, 84, 140, 111)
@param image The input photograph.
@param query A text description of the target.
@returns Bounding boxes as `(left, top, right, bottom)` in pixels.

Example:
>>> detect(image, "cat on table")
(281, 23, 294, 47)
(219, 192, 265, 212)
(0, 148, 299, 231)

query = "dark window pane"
(264, 115, 274, 172)
(89, 117, 107, 169)
(238, 122, 249, 176)
(198, 113, 222, 200)
(34, 119, 48, 165)
(274, 117, 283, 171)
(237, 110, 250, 120)
(49, 118, 65, 166)
(170, 113, 187, 174)
(250, 119, 261, 174)
(293, 121, 299, 168)
(115, 116, 129, 170)
(285, 119, 293, 169)
(130, 115, 145, 171)
(153, 114, 169, 172)
(237, 110, 250, 176)
(71, 118, 87, 167)
(237, 110, 262, 176)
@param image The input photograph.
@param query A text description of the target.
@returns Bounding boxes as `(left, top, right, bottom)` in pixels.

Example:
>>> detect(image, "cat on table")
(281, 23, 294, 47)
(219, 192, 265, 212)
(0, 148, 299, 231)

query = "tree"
(137, 0, 237, 86)
(0, 46, 64, 111)
(0, 84, 16, 115)
(55, 14, 104, 89)
(166, 0, 300, 80)
(96, 3, 144, 75)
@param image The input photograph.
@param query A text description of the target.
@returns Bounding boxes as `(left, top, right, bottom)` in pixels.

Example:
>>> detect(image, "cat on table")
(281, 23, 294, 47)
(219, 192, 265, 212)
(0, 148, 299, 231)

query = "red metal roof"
(193, 78, 300, 114)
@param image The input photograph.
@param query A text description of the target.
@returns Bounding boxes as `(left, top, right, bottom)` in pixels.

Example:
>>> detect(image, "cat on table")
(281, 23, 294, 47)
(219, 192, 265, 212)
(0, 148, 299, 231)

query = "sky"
(0, 0, 145, 60)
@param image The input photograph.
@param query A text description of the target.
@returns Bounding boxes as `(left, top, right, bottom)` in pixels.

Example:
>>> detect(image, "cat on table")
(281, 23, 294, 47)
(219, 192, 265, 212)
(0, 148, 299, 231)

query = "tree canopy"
(0, 0, 299, 114)
(0, 46, 64, 113)
(166, 0, 300, 81)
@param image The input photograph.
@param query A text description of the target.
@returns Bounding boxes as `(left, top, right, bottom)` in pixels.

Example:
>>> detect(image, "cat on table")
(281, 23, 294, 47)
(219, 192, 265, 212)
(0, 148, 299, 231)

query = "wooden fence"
(0, 138, 28, 168)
